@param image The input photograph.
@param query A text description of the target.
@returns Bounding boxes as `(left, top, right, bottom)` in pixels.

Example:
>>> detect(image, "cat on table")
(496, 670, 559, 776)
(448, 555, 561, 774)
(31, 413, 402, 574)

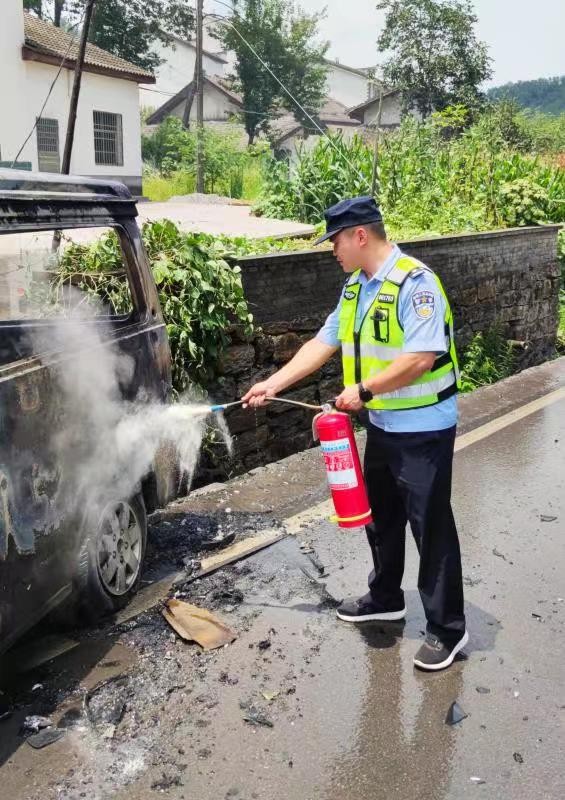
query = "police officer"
(243, 196, 467, 671)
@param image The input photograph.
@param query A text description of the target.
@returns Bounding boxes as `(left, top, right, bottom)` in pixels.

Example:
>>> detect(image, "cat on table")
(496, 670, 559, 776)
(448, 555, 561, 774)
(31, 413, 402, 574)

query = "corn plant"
(256, 111, 565, 234)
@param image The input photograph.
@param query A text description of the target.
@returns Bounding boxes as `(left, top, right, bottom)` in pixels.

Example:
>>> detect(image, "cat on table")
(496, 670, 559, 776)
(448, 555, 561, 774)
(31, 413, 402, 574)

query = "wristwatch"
(358, 382, 374, 404)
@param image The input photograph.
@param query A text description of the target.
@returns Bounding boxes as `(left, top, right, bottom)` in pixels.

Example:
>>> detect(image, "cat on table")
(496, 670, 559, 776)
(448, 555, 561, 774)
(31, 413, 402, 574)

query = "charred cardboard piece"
(163, 599, 237, 651)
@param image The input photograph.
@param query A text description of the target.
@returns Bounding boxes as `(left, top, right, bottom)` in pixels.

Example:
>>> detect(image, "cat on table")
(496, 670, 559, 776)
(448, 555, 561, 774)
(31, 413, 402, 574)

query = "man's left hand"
(335, 385, 364, 412)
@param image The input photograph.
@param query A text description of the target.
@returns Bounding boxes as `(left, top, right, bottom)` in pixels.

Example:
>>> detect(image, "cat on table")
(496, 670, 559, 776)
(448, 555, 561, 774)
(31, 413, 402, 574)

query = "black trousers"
(363, 423, 466, 645)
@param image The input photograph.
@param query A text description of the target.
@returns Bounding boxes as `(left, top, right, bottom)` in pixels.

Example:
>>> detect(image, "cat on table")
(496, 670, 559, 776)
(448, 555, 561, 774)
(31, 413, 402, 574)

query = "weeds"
(460, 326, 517, 392)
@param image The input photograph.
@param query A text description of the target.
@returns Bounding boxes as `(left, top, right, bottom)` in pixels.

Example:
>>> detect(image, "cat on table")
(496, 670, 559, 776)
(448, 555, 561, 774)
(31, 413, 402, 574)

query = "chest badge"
(377, 293, 395, 304)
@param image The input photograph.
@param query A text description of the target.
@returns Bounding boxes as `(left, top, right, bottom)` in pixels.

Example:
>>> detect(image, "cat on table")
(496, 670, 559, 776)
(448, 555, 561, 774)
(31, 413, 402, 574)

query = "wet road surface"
(1, 361, 564, 799)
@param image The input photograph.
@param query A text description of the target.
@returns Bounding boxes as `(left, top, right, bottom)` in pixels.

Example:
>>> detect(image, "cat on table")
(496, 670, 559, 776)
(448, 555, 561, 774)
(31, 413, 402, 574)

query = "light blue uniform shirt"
(317, 244, 458, 432)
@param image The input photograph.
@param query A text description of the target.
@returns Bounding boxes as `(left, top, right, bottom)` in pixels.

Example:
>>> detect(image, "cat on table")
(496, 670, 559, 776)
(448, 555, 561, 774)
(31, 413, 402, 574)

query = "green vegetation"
(142, 118, 269, 201)
(255, 109, 565, 236)
(220, 0, 328, 144)
(136, 101, 565, 394)
(459, 326, 517, 393)
(24, 1, 195, 72)
(376, 0, 492, 117)
(517, 111, 565, 158)
(488, 76, 565, 116)
(55, 221, 255, 394)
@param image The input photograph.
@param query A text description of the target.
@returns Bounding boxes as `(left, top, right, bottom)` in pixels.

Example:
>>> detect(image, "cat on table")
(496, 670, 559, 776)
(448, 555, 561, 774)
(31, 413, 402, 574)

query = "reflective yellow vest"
(338, 255, 461, 410)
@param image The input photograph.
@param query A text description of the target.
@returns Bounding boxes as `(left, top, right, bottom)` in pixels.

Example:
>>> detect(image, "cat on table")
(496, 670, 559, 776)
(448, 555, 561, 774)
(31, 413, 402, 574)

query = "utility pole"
(61, 0, 96, 174)
(195, 0, 205, 193)
(370, 83, 384, 198)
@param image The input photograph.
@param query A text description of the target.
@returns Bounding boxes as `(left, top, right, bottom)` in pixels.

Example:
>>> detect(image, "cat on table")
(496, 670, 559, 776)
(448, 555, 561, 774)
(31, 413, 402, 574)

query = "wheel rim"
(96, 500, 142, 596)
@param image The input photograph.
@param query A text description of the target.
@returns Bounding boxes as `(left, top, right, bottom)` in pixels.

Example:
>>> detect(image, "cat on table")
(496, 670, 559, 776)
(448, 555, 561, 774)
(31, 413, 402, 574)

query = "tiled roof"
(271, 96, 359, 144)
(145, 75, 243, 125)
(347, 88, 399, 117)
(23, 11, 155, 83)
(323, 58, 375, 78)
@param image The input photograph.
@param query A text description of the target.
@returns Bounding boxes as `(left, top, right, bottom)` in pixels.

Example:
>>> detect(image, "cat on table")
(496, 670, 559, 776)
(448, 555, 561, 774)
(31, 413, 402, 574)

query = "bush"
(55, 221, 254, 394)
(255, 112, 565, 235)
(142, 118, 269, 200)
(518, 111, 565, 155)
(460, 326, 517, 392)
(498, 178, 549, 227)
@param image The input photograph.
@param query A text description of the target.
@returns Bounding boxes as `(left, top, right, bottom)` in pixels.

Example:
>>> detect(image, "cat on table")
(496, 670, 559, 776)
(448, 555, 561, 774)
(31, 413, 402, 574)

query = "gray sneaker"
(336, 593, 406, 623)
(413, 630, 469, 671)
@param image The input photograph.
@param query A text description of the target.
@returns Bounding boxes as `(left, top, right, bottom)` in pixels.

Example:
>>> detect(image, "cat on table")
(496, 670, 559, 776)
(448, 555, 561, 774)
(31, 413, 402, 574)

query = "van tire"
(79, 493, 147, 621)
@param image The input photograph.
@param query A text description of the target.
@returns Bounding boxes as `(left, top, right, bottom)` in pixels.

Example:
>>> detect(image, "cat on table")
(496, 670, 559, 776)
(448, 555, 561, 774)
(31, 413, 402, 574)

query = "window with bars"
(36, 117, 60, 172)
(93, 111, 123, 167)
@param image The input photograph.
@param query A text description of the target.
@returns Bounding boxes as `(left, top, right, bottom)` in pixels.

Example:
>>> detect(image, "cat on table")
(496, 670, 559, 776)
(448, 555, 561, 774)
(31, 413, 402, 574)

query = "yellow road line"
(284, 386, 565, 532)
(454, 386, 565, 452)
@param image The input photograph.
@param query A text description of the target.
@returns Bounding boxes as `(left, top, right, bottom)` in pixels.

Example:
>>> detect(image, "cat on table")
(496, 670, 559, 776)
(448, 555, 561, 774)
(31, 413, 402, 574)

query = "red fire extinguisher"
(313, 408, 373, 529)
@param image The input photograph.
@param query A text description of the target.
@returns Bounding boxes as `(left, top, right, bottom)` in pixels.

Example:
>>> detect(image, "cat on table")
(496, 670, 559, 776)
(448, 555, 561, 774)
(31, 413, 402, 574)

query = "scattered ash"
(144, 510, 282, 581)
(172, 566, 248, 612)
(4, 519, 338, 799)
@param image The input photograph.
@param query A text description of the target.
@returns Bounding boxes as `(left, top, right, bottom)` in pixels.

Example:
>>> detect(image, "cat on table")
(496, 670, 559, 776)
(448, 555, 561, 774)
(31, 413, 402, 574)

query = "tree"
(23, 0, 194, 71)
(279, 12, 329, 131)
(220, 0, 328, 144)
(488, 76, 565, 115)
(376, 0, 492, 117)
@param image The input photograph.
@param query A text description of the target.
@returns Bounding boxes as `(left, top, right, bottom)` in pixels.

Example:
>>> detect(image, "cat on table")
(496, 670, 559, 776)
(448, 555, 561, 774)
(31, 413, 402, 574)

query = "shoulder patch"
(411, 289, 435, 319)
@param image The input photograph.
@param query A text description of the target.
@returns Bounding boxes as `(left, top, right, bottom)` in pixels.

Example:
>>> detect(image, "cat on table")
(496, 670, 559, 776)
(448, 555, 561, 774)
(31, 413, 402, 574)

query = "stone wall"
(203, 225, 562, 479)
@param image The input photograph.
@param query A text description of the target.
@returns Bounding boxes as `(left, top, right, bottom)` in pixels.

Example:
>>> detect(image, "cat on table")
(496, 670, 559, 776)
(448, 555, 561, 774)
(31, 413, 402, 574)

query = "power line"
(11, 11, 86, 168)
(205, 10, 370, 186)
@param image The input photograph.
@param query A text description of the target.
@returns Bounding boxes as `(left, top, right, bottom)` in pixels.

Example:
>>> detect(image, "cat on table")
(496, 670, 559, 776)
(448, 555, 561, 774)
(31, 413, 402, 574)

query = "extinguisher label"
(321, 438, 359, 490)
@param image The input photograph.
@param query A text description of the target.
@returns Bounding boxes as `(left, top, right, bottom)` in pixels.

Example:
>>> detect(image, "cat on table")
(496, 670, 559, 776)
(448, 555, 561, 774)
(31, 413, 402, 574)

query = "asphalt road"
(1, 360, 564, 799)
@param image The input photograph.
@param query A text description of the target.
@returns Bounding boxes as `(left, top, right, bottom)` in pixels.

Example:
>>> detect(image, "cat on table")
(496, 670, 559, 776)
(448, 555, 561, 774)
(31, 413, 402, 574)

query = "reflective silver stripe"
(448, 318, 461, 382)
(342, 342, 404, 360)
(361, 343, 404, 360)
(378, 371, 456, 400)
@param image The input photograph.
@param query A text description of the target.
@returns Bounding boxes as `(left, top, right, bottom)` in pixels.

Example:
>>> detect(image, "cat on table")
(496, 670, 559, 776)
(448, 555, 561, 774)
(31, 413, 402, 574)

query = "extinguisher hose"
(209, 398, 333, 413)
(265, 396, 332, 412)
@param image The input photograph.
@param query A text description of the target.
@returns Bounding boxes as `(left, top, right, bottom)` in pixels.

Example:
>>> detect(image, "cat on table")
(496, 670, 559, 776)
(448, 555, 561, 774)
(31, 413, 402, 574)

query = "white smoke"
(31, 292, 231, 525)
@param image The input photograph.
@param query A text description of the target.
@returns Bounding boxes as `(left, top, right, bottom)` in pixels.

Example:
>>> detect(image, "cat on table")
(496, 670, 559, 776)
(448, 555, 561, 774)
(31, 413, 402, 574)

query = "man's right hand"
(242, 379, 280, 408)
(241, 339, 338, 408)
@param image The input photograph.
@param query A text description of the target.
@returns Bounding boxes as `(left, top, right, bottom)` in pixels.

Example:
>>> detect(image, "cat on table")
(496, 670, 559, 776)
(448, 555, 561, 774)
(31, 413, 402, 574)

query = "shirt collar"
(357, 244, 401, 285)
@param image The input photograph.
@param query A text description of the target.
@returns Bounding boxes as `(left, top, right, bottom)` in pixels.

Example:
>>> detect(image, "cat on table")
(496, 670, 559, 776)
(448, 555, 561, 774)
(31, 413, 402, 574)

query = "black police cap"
(314, 196, 383, 245)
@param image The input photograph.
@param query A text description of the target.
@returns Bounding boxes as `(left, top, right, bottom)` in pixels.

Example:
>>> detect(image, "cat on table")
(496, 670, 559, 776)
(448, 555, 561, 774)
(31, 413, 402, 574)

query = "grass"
(143, 171, 196, 202)
(241, 159, 265, 202)
(143, 162, 265, 203)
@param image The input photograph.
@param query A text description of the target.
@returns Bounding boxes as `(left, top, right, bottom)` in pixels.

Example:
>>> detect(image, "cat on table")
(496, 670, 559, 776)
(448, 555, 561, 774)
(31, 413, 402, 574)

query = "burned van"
(0, 170, 177, 654)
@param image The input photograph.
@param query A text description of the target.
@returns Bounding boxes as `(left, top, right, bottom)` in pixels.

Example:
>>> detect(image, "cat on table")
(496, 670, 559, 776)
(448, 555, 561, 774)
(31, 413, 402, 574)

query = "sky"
(209, 0, 565, 88)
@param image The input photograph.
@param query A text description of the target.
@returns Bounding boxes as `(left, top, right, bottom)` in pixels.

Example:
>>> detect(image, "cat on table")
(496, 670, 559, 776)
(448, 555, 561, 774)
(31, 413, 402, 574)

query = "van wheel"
(80, 494, 147, 619)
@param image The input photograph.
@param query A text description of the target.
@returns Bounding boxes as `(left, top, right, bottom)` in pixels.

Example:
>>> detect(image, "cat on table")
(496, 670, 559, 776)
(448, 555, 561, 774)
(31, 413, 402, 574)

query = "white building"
(142, 30, 381, 128)
(348, 91, 422, 131)
(348, 90, 404, 130)
(139, 31, 229, 112)
(271, 97, 360, 160)
(146, 75, 243, 127)
(324, 59, 377, 108)
(0, 3, 155, 195)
